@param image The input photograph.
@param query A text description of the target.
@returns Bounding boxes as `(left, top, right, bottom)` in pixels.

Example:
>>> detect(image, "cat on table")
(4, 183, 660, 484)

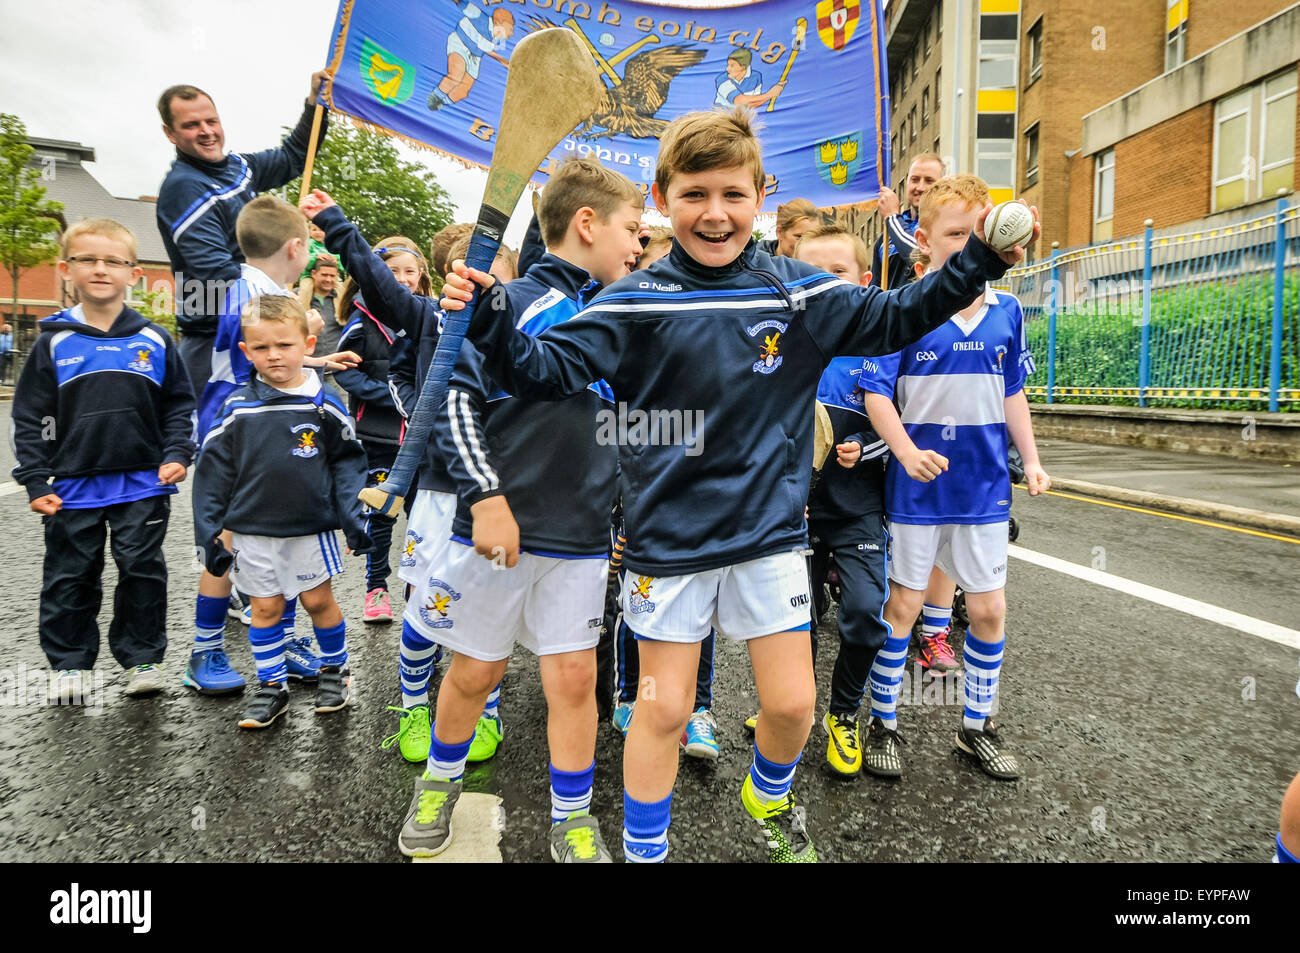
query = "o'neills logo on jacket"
(747, 319, 788, 375)
(291, 423, 320, 458)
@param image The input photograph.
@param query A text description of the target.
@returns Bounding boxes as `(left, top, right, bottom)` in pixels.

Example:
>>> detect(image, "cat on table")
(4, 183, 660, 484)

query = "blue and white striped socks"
(193, 594, 226, 653)
(483, 682, 501, 721)
(315, 621, 347, 668)
(868, 626, 911, 727)
(550, 760, 594, 824)
(248, 624, 287, 684)
(399, 620, 439, 708)
(963, 630, 1005, 731)
(749, 745, 800, 805)
(426, 726, 472, 782)
(623, 791, 672, 863)
(921, 603, 952, 639)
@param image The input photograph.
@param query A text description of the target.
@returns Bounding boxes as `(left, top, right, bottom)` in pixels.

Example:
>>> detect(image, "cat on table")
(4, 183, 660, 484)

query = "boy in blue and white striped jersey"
(861, 174, 1051, 782)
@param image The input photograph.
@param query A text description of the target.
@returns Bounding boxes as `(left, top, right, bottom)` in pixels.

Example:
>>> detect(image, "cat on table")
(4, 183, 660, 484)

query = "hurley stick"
(359, 29, 604, 517)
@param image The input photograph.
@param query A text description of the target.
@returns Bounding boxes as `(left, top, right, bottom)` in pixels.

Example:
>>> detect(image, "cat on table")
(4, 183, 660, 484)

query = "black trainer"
(863, 716, 905, 778)
(238, 682, 289, 729)
(955, 721, 1020, 780)
(315, 666, 352, 714)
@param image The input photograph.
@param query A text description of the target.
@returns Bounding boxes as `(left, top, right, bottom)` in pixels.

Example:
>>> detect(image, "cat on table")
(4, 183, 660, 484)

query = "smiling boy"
(443, 107, 1036, 862)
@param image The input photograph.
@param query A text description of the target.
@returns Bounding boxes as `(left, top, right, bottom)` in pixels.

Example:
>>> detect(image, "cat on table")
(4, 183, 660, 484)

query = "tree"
(280, 122, 456, 254)
(0, 113, 64, 327)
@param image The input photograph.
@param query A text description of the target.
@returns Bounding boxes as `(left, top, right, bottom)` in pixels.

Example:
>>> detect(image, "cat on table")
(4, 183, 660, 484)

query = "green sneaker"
(381, 705, 432, 764)
(741, 775, 818, 863)
(550, 814, 613, 863)
(398, 772, 461, 858)
(466, 714, 503, 763)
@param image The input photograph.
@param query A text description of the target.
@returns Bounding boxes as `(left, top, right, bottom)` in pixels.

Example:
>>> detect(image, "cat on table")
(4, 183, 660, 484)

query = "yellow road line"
(1014, 484, 1300, 544)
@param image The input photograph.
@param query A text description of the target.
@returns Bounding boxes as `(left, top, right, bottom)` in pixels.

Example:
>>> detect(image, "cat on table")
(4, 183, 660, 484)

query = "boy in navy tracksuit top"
(442, 107, 1036, 863)
(301, 195, 516, 766)
(11, 219, 195, 703)
(395, 157, 644, 863)
(193, 295, 372, 729)
(791, 225, 903, 781)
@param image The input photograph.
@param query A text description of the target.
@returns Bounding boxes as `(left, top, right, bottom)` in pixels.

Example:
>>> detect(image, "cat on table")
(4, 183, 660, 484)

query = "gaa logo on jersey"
(419, 577, 462, 629)
(628, 575, 657, 615)
(126, 344, 155, 373)
(400, 531, 423, 568)
(291, 423, 321, 458)
(746, 319, 788, 375)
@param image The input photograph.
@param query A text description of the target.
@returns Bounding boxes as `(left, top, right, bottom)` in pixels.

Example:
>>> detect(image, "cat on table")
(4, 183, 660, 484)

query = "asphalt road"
(1, 415, 1296, 863)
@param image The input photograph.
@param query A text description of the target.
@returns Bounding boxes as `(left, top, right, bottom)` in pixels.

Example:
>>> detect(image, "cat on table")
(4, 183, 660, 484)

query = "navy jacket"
(315, 203, 455, 493)
(809, 357, 887, 521)
(335, 294, 404, 447)
(157, 103, 327, 334)
(192, 373, 371, 574)
(468, 237, 1011, 576)
(10, 306, 195, 503)
(436, 254, 613, 556)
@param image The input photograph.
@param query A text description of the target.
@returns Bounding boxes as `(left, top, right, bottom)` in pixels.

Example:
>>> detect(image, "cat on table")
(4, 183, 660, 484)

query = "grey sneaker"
(398, 774, 461, 858)
(955, 722, 1020, 780)
(549, 814, 613, 863)
(863, 716, 905, 778)
(124, 664, 165, 697)
(48, 669, 91, 705)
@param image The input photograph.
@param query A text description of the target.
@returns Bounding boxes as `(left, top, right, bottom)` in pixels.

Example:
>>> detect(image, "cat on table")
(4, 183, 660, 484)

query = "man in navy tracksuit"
(11, 245, 195, 697)
(155, 74, 329, 397)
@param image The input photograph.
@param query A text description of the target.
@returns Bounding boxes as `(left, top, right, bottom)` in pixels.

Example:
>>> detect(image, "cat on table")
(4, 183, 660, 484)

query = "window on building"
(1027, 18, 1042, 84)
(937, 0, 942, 37)
(934, 136, 941, 157)
(934, 68, 941, 126)
(979, 14, 1018, 89)
(909, 107, 917, 143)
(922, 87, 930, 125)
(976, 112, 1016, 192)
(1213, 70, 1297, 210)
(912, 45, 919, 80)
(925, 11, 933, 57)
(1024, 124, 1039, 188)
(1094, 148, 1115, 242)
(1165, 0, 1187, 72)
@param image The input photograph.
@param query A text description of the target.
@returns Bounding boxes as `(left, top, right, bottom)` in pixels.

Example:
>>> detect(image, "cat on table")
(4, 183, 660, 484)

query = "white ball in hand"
(984, 201, 1034, 254)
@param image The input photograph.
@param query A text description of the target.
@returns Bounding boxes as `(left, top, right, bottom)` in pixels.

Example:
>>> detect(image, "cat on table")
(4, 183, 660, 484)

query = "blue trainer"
(182, 649, 246, 695)
(611, 700, 635, 736)
(680, 707, 719, 760)
(284, 636, 322, 682)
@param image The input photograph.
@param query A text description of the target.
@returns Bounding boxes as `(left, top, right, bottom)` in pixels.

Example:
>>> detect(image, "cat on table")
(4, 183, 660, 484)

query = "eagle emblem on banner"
(816, 0, 861, 51)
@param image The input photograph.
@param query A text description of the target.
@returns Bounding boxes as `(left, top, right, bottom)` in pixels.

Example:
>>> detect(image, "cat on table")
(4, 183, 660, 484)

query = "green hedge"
(1025, 273, 1299, 410)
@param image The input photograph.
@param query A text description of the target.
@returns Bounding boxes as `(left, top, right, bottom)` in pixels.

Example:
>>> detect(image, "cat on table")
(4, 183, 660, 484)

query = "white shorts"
(397, 490, 457, 588)
(405, 539, 606, 661)
(447, 32, 483, 79)
(230, 531, 344, 600)
(621, 551, 812, 644)
(886, 521, 1009, 594)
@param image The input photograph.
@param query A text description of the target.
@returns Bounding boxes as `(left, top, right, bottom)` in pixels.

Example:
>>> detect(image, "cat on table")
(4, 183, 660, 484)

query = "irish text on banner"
(324, 0, 890, 208)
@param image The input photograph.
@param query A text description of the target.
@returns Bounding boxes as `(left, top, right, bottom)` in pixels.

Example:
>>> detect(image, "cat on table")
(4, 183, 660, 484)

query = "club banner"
(323, 0, 890, 208)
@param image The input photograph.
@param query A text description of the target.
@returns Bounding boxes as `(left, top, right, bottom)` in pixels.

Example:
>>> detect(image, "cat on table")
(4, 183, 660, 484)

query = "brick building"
(841, 0, 1298, 261)
(0, 137, 172, 328)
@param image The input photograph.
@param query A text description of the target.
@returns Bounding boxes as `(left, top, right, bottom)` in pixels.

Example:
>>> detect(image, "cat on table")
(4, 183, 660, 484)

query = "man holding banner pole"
(156, 71, 332, 401)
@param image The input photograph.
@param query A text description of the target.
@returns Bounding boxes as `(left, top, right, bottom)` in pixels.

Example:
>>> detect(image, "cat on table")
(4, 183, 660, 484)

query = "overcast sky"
(0, 0, 740, 247)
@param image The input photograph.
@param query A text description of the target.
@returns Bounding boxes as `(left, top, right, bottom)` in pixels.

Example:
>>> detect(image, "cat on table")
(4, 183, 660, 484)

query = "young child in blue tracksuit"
(301, 194, 515, 766)
(193, 294, 371, 729)
(333, 236, 430, 625)
(11, 218, 195, 703)
(396, 156, 645, 863)
(442, 107, 1034, 863)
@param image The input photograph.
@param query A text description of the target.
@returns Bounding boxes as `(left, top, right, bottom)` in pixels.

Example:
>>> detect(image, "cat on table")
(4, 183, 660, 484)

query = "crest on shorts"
(127, 345, 154, 373)
(419, 577, 461, 629)
(400, 531, 422, 568)
(628, 575, 656, 615)
(746, 319, 788, 375)
(291, 423, 320, 459)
